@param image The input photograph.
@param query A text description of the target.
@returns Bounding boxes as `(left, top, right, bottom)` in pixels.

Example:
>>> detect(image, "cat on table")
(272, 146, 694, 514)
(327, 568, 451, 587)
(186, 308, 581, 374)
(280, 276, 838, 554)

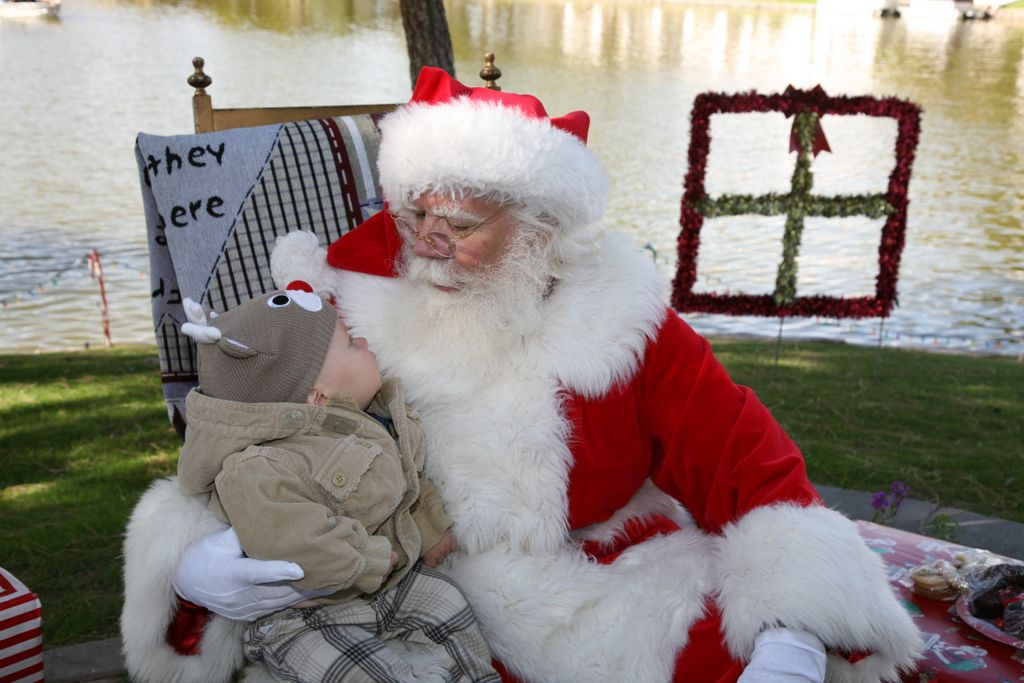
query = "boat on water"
(818, 0, 1015, 20)
(901, 0, 1015, 19)
(0, 0, 60, 19)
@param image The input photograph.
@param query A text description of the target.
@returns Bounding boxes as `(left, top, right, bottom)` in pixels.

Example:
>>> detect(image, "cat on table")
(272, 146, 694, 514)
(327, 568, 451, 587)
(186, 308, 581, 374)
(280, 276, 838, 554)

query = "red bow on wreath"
(784, 85, 831, 157)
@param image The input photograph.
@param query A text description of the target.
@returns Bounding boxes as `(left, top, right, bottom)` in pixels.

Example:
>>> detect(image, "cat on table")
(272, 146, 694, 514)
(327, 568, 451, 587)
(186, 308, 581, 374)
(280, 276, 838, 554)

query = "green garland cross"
(674, 88, 921, 320)
(694, 111, 894, 307)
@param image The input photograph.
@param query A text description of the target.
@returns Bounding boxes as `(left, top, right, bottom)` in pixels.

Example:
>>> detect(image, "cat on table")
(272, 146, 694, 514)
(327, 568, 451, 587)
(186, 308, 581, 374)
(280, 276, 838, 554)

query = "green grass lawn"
(0, 348, 179, 647)
(712, 338, 1023, 519)
(1, 341, 1022, 647)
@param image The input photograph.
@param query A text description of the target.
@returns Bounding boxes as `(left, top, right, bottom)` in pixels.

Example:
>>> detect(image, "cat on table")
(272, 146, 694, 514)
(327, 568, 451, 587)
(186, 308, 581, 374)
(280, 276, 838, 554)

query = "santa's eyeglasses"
(391, 208, 504, 259)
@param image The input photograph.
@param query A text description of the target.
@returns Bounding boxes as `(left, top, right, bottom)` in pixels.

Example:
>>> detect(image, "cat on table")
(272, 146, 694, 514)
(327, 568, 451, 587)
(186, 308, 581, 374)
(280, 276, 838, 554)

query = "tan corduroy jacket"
(176, 377, 452, 602)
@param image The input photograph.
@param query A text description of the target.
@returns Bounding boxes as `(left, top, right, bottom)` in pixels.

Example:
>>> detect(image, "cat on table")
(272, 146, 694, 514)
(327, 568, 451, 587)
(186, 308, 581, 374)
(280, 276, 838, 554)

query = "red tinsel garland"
(672, 89, 922, 319)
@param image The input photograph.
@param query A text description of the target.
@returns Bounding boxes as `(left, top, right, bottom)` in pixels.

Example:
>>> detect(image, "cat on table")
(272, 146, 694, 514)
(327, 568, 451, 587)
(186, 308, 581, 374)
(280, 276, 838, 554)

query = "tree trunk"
(399, 0, 455, 86)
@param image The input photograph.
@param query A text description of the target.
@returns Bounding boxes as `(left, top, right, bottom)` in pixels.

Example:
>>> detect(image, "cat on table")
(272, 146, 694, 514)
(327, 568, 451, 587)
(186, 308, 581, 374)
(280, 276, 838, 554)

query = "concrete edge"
(43, 637, 125, 683)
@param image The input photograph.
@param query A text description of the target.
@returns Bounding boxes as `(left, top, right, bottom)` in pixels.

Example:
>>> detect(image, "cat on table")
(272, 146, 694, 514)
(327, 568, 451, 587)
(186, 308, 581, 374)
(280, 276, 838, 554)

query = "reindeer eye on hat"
(266, 289, 325, 313)
(268, 294, 291, 308)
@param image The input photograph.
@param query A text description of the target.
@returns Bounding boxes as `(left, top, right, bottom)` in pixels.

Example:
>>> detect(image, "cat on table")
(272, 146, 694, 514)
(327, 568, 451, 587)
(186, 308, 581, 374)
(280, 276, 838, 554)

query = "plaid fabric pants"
(244, 562, 501, 683)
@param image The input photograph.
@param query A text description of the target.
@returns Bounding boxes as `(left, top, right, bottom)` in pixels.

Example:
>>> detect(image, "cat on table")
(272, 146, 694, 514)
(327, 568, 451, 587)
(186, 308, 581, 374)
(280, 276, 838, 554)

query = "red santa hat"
(327, 67, 607, 277)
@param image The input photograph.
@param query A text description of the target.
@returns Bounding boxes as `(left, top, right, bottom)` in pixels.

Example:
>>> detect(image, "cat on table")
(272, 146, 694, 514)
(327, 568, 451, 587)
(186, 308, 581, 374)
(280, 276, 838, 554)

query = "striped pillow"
(0, 567, 43, 683)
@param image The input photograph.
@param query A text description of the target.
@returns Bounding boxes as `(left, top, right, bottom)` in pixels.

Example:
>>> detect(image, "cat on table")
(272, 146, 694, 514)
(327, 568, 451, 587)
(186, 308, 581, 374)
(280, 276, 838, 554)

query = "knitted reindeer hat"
(180, 286, 337, 404)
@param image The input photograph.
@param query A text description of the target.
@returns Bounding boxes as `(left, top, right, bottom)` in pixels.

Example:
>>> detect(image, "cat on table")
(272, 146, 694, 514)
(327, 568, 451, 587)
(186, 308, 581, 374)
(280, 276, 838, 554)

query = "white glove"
(173, 527, 331, 621)
(737, 628, 827, 683)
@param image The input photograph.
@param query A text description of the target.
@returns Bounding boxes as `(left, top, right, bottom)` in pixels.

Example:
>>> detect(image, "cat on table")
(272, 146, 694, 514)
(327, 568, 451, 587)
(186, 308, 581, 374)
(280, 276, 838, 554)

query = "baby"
(176, 285, 498, 683)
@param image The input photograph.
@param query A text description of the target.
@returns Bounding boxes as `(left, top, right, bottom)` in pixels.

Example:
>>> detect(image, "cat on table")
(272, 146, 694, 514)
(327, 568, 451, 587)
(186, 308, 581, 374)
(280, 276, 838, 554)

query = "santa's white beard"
(393, 231, 555, 359)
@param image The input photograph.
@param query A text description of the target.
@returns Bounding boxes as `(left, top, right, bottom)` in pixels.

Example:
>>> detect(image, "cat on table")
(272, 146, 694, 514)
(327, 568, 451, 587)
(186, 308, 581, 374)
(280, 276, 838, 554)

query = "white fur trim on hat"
(377, 98, 609, 231)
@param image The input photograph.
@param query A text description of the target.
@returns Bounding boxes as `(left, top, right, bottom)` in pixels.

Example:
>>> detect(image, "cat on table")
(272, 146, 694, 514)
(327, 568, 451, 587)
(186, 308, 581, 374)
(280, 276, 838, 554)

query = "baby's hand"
(422, 529, 458, 567)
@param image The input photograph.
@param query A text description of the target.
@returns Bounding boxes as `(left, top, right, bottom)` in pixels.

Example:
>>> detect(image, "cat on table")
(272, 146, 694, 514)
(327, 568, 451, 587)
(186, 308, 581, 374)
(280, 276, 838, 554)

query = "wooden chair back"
(186, 53, 503, 133)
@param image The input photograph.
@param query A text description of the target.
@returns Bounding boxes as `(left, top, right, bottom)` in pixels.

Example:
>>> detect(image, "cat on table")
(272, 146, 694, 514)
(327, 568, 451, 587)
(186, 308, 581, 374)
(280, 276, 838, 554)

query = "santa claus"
(122, 68, 922, 683)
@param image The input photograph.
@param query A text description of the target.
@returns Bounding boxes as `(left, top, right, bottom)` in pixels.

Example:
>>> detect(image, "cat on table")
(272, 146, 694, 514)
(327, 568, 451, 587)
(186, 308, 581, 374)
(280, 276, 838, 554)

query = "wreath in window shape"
(672, 87, 921, 319)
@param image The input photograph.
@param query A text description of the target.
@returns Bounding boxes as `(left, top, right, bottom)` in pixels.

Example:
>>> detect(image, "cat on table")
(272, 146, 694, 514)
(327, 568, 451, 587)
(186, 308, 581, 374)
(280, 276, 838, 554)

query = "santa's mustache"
(399, 244, 495, 292)
(403, 254, 466, 289)
(398, 231, 553, 296)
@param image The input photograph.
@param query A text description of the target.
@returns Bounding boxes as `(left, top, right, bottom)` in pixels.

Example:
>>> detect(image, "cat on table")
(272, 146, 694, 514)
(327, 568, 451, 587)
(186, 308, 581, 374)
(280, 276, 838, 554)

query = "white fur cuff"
(121, 477, 246, 683)
(715, 504, 923, 682)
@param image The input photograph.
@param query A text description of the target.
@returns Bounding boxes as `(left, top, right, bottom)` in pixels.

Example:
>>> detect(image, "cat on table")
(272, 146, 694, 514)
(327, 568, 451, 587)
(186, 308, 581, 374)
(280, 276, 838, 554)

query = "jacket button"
(333, 472, 347, 487)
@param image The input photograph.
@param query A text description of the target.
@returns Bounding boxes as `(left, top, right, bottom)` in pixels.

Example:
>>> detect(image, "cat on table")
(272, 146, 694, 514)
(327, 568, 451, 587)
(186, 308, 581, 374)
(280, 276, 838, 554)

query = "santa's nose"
(413, 237, 445, 259)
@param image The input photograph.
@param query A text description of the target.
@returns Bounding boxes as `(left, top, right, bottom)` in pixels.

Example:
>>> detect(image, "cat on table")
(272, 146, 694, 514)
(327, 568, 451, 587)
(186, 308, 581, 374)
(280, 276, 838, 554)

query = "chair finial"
(480, 52, 502, 91)
(188, 56, 212, 95)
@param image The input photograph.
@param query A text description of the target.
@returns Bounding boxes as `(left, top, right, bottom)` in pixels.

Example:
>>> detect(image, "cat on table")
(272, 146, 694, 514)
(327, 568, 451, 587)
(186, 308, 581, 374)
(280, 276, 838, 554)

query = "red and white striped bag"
(0, 568, 43, 683)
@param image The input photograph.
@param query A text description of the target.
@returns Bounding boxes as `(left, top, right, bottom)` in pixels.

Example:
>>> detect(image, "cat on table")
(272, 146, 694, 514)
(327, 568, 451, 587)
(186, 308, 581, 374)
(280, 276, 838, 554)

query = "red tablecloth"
(856, 521, 1024, 682)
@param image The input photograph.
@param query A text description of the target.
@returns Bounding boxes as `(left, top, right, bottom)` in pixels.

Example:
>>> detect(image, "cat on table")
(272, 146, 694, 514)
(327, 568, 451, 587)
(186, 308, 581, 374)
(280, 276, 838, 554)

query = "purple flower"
(872, 480, 911, 525)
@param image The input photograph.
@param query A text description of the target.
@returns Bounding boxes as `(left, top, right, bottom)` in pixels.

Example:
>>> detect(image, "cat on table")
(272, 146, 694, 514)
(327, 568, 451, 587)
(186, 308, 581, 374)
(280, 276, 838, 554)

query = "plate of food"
(954, 562, 1024, 649)
(955, 596, 1024, 649)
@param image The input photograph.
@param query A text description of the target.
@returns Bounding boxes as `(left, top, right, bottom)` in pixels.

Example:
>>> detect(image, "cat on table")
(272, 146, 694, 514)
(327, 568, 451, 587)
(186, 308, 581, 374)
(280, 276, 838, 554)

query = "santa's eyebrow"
(428, 201, 485, 222)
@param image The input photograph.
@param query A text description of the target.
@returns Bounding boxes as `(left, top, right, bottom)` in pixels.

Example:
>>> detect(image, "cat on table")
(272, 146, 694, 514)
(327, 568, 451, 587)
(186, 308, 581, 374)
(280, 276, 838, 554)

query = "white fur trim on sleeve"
(121, 477, 246, 683)
(715, 504, 923, 683)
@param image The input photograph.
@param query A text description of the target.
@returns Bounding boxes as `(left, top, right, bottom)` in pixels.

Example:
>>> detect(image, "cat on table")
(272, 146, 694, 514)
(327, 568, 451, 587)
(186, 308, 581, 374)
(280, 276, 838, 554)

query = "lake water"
(1, 0, 1021, 355)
